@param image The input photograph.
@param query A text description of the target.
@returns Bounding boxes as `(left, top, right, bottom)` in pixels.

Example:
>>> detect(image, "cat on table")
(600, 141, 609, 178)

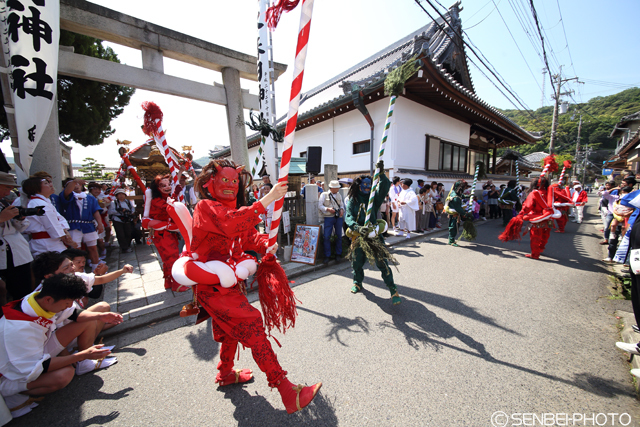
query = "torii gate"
(0, 0, 287, 189)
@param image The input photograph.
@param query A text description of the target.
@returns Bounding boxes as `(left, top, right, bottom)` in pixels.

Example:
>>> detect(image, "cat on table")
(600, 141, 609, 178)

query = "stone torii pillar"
(222, 67, 250, 170)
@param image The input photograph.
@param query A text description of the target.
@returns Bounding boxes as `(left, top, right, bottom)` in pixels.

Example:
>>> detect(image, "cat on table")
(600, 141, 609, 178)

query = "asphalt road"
(13, 200, 640, 427)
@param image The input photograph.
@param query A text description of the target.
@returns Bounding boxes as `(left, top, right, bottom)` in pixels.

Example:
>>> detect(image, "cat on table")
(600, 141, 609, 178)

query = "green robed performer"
(345, 161, 400, 305)
(445, 180, 473, 246)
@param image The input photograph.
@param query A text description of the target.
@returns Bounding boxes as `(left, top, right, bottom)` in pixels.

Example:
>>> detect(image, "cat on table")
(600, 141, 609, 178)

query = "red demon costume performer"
(500, 156, 560, 259)
(552, 165, 575, 233)
(142, 175, 186, 292)
(168, 160, 321, 414)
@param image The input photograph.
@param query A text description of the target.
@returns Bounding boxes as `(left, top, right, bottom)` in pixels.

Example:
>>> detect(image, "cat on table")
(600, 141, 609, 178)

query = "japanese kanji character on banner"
(0, 0, 59, 182)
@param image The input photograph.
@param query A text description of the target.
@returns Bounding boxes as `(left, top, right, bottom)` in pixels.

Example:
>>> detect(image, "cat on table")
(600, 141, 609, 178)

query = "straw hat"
(329, 180, 340, 189)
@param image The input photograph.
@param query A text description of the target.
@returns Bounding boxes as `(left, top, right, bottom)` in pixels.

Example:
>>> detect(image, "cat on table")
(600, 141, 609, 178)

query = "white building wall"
(246, 96, 471, 178)
(393, 97, 471, 171)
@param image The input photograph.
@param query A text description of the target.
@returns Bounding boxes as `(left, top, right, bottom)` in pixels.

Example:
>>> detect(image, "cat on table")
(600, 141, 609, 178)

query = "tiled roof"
(523, 152, 548, 165)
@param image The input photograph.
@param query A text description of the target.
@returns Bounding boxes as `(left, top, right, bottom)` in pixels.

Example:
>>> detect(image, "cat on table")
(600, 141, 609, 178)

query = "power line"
(413, 0, 542, 125)
(527, 0, 555, 90)
(480, 0, 541, 92)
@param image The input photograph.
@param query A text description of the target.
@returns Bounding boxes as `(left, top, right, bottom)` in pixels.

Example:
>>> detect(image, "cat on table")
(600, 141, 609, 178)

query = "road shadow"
(359, 283, 634, 400)
(113, 347, 147, 356)
(223, 387, 337, 427)
(9, 375, 132, 427)
(332, 271, 519, 335)
(185, 318, 219, 361)
(297, 306, 370, 346)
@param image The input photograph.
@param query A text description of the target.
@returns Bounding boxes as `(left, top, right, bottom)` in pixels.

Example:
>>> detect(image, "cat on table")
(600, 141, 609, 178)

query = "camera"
(117, 208, 136, 222)
(17, 206, 45, 217)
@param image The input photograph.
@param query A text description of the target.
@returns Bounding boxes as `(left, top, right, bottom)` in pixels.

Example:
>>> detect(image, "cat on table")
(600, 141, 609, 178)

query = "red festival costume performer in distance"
(142, 175, 186, 292)
(168, 160, 321, 414)
(500, 155, 560, 259)
(553, 161, 574, 233)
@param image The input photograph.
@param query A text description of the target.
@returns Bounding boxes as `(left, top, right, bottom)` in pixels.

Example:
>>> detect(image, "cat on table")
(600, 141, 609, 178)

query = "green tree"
(0, 30, 135, 146)
(79, 157, 105, 180)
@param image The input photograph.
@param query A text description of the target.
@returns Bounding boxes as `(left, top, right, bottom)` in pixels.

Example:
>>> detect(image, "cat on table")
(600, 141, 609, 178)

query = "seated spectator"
(21, 177, 74, 256)
(0, 274, 121, 419)
(35, 250, 132, 309)
(108, 189, 137, 253)
(0, 172, 33, 301)
(58, 179, 104, 271)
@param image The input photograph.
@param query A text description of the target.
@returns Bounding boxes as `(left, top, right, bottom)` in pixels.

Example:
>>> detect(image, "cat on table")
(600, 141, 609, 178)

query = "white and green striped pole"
(515, 160, 521, 198)
(251, 136, 266, 178)
(364, 95, 396, 225)
(467, 164, 479, 212)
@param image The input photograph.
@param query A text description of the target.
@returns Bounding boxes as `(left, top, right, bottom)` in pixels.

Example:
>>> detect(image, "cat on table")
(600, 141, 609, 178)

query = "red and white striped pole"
(267, 0, 314, 251)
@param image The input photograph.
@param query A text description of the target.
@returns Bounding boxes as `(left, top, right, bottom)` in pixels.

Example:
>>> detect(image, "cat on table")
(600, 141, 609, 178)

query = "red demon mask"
(204, 165, 243, 204)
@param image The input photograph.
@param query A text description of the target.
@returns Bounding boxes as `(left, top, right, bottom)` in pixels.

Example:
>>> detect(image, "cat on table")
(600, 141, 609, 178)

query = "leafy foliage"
(78, 157, 105, 180)
(0, 30, 135, 146)
(500, 87, 640, 156)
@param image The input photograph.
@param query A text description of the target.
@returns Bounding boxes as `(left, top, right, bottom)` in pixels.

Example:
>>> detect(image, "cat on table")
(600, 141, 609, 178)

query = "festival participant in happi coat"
(21, 177, 74, 256)
(58, 179, 104, 271)
(396, 178, 419, 239)
(0, 274, 121, 419)
(444, 180, 473, 247)
(571, 182, 588, 224)
(345, 162, 401, 305)
(142, 175, 187, 292)
(169, 160, 321, 414)
(498, 180, 521, 226)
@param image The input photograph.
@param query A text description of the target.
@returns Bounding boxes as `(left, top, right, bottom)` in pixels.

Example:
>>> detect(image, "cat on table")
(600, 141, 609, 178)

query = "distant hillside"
(500, 87, 640, 156)
(193, 156, 210, 166)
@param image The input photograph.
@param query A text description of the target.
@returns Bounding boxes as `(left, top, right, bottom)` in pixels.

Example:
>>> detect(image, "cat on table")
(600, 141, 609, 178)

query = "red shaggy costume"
(170, 160, 321, 414)
(500, 155, 560, 259)
(142, 175, 185, 292)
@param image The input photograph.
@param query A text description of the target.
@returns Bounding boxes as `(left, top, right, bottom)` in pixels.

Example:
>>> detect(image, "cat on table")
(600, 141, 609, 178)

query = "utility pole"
(548, 69, 578, 154)
(541, 68, 547, 109)
(582, 145, 592, 185)
(574, 115, 582, 178)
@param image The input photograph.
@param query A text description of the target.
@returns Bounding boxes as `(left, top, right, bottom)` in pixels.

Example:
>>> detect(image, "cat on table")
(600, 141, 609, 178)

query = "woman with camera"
(108, 188, 137, 253)
(0, 172, 34, 301)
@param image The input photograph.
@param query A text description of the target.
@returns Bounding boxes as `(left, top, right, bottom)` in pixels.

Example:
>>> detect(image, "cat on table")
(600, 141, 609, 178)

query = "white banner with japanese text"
(0, 0, 59, 181)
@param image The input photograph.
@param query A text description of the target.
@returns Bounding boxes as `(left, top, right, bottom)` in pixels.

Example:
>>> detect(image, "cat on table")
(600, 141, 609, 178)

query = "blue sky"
(7, 0, 637, 167)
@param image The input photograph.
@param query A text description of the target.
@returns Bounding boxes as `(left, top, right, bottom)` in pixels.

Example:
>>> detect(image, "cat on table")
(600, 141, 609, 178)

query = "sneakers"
(481, 217, 487, 221)
(602, 257, 613, 263)
(599, 240, 608, 245)
(396, 231, 404, 237)
(405, 233, 411, 239)
(616, 342, 640, 355)
(76, 357, 118, 375)
(323, 258, 330, 265)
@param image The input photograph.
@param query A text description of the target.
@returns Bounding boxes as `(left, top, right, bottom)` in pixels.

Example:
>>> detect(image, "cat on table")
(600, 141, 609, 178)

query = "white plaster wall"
(394, 97, 471, 170)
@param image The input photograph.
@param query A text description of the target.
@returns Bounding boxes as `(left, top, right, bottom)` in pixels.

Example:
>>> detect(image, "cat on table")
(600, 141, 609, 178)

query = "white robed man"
(397, 178, 419, 239)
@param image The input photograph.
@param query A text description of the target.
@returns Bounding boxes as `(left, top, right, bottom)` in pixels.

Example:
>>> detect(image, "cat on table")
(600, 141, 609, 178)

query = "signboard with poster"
(282, 210, 291, 234)
(291, 224, 320, 265)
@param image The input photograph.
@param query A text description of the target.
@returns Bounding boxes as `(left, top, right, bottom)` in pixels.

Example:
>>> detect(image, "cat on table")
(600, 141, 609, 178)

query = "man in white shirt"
(397, 178, 419, 238)
(318, 180, 345, 264)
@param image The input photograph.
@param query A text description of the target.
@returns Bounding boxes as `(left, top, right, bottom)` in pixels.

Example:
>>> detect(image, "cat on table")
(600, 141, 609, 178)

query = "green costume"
(497, 186, 520, 226)
(445, 181, 471, 246)
(345, 172, 399, 303)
